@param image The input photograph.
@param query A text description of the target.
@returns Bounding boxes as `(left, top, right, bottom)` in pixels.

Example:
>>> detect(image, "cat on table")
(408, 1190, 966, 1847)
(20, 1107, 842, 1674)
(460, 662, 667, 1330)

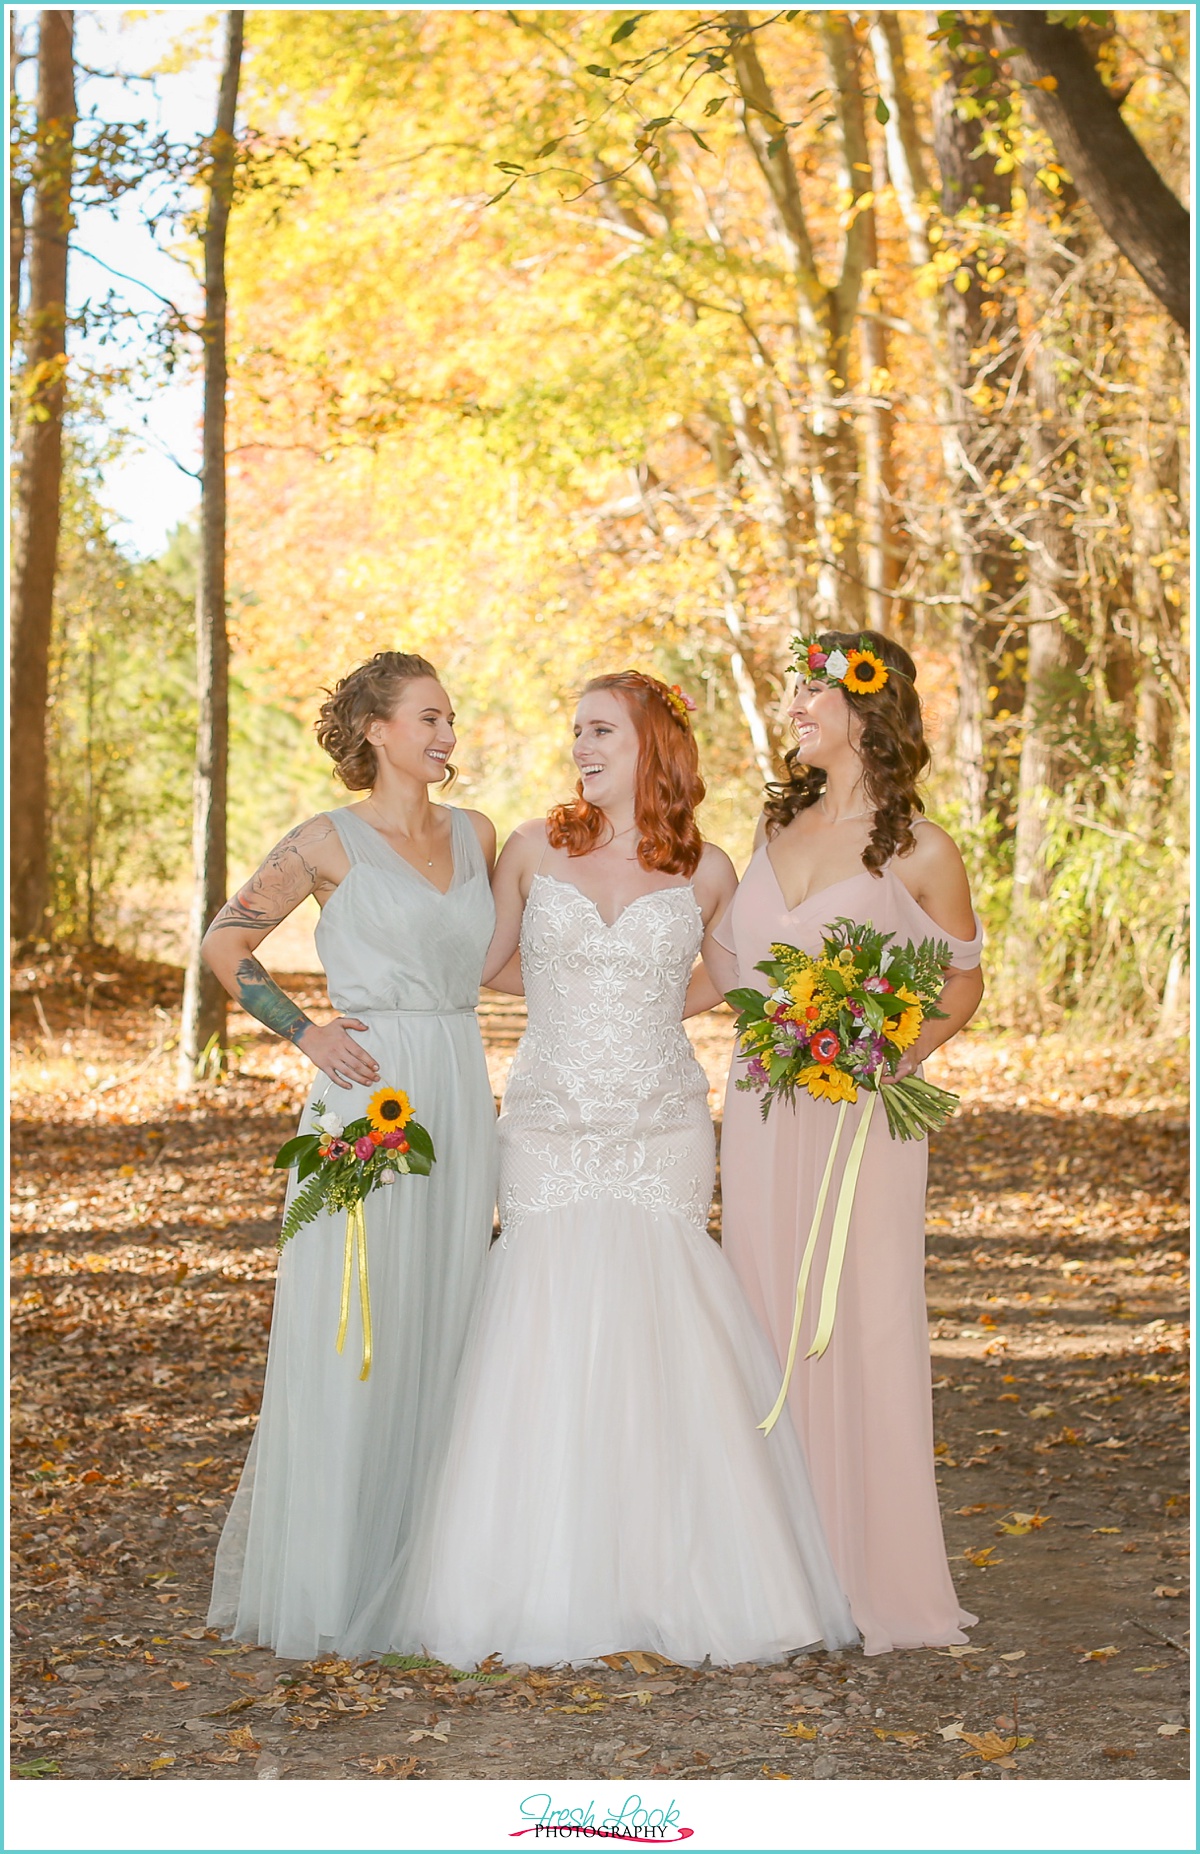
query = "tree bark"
(930, 26, 1023, 834)
(178, 11, 243, 1086)
(9, 13, 28, 337)
(9, 9, 74, 945)
(993, 10, 1190, 333)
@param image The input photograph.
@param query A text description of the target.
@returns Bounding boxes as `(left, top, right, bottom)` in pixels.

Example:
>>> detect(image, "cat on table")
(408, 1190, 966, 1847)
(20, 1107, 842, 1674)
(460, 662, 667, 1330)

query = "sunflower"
(798, 1063, 859, 1104)
(842, 648, 889, 694)
(882, 985, 923, 1052)
(366, 1087, 413, 1133)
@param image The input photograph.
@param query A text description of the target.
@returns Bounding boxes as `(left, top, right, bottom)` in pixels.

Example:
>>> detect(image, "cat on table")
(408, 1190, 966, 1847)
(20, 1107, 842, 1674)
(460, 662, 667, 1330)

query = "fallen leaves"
(956, 1729, 1034, 1767)
(1157, 1724, 1186, 1737)
(1079, 1645, 1120, 1663)
(1153, 1586, 1184, 1599)
(996, 1511, 1048, 1536)
(963, 1546, 1003, 1568)
(873, 1728, 924, 1745)
(780, 1722, 817, 1740)
(759, 1764, 793, 1780)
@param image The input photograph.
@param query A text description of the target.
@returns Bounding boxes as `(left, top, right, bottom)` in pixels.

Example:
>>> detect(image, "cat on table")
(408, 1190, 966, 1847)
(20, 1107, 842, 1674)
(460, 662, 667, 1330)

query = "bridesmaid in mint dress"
(202, 652, 498, 1659)
(706, 631, 985, 1657)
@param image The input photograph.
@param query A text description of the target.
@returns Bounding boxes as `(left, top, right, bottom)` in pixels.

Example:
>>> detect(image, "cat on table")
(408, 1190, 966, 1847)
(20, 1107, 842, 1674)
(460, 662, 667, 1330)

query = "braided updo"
(762, 630, 929, 874)
(315, 651, 449, 791)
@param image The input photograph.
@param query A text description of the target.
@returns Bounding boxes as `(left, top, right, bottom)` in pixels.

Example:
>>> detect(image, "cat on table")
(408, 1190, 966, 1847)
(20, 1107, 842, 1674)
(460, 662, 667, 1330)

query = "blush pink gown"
(714, 842, 983, 1656)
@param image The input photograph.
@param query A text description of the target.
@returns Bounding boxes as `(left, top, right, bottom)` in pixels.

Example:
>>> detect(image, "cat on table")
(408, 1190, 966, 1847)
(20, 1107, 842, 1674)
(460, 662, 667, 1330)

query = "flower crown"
(659, 681, 697, 727)
(791, 635, 891, 695)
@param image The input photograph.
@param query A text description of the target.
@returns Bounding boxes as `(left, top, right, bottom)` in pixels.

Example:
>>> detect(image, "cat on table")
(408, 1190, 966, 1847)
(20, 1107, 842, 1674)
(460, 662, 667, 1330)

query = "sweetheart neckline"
(532, 871, 701, 934)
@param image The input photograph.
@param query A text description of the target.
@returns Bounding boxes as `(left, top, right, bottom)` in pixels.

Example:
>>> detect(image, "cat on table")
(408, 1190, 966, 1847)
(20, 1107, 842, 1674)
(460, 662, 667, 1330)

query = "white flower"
(314, 1112, 344, 1138)
(824, 649, 850, 681)
(769, 987, 792, 1005)
(379, 1169, 399, 1185)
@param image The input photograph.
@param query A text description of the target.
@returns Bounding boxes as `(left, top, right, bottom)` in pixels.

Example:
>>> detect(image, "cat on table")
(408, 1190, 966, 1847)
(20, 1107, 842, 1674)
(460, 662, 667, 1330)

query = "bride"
(396, 671, 855, 1668)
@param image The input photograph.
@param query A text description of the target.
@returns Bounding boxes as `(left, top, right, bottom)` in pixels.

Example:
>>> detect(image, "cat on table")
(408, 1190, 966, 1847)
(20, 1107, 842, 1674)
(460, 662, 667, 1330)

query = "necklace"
(367, 797, 436, 866)
(818, 796, 874, 825)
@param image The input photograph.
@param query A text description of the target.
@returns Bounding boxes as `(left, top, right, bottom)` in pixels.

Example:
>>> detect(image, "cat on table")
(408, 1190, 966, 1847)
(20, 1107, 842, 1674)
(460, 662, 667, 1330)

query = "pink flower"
(381, 1129, 406, 1149)
(353, 1136, 375, 1161)
(807, 647, 828, 670)
(863, 975, 893, 993)
(747, 1056, 768, 1083)
(327, 1139, 349, 1160)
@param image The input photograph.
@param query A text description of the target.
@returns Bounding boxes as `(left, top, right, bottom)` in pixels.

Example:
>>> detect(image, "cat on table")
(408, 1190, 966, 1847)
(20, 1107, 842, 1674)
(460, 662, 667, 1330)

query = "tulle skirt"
(395, 1199, 857, 1669)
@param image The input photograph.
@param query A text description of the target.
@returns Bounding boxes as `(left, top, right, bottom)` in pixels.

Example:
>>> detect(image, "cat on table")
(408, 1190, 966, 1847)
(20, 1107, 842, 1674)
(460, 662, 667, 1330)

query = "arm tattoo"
(207, 818, 335, 934)
(233, 956, 312, 1046)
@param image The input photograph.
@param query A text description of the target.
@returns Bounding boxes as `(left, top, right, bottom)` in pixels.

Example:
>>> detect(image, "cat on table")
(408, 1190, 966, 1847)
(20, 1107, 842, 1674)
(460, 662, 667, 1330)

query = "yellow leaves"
(598, 1651, 672, 1676)
(1079, 1645, 1119, 1662)
(1153, 1586, 1183, 1599)
(223, 1727, 261, 1752)
(963, 1545, 1002, 1568)
(995, 1510, 1048, 1536)
(874, 1728, 924, 1745)
(1032, 75, 1059, 91)
(760, 1765, 794, 1779)
(1093, 1527, 1122, 1535)
(147, 1754, 176, 1771)
(1027, 1403, 1056, 1419)
(957, 1729, 1034, 1767)
(781, 1721, 817, 1740)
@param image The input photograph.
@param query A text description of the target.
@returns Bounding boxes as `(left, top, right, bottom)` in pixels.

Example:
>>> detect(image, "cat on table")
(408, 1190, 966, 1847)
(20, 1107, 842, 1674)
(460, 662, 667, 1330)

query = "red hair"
(547, 672, 705, 876)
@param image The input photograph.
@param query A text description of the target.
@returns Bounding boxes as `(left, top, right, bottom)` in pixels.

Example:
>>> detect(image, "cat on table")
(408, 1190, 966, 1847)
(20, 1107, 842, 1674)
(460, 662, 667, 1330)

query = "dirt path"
(9, 953, 1190, 1784)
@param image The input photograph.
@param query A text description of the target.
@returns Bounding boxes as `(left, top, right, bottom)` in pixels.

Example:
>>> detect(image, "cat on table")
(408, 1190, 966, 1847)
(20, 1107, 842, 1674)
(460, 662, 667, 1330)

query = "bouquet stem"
(880, 1075, 959, 1142)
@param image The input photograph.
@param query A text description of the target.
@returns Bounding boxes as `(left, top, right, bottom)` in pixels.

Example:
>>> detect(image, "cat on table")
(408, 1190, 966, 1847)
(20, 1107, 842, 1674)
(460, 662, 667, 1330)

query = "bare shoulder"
(496, 818, 548, 873)
(696, 839, 738, 889)
(694, 840, 738, 924)
(269, 812, 347, 881)
(895, 817, 975, 937)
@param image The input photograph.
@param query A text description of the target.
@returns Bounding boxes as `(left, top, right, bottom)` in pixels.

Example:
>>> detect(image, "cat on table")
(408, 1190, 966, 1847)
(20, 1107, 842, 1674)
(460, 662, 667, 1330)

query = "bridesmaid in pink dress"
(706, 630, 985, 1656)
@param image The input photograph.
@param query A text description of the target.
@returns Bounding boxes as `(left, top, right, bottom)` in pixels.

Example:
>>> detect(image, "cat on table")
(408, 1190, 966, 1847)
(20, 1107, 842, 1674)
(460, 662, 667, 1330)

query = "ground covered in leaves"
(10, 949, 1191, 1783)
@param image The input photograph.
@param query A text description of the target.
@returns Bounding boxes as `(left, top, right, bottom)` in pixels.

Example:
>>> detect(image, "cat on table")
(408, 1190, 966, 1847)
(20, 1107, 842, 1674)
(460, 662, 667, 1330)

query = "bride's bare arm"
(481, 823, 542, 987)
(201, 815, 381, 1091)
(686, 843, 739, 1018)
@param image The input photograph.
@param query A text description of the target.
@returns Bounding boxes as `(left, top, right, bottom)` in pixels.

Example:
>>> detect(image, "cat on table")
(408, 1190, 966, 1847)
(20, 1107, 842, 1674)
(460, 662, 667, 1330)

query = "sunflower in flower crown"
(842, 647, 889, 693)
(793, 635, 890, 695)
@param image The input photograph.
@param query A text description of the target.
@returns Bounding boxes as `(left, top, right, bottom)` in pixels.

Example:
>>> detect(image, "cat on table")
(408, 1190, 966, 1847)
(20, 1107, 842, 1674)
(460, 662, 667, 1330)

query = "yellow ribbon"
(807, 1087, 878, 1360)
(335, 1199, 373, 1381)
(758, 1085, 880, 1433)
(758, 1099, 847, 1435)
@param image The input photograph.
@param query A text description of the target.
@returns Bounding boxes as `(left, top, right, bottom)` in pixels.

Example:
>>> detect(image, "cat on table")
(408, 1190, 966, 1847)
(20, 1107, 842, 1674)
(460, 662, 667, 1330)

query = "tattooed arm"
(201, 815, 380, 1090)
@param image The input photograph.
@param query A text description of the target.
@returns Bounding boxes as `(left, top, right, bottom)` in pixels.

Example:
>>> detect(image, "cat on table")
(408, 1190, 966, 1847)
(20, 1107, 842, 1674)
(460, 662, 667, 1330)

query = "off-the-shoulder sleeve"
(942, 910, 984, 972)
(711, 893, 737, 955)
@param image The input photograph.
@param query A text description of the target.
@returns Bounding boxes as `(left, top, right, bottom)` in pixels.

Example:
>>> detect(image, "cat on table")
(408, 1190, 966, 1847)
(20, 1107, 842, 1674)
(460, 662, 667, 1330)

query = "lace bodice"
(498, 874, 715, 1238)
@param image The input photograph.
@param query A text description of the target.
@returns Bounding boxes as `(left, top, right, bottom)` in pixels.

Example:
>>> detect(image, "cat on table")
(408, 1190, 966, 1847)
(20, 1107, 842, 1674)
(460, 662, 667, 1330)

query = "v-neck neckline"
(761, 841, 878, 917)
(340, 806, 459, 897)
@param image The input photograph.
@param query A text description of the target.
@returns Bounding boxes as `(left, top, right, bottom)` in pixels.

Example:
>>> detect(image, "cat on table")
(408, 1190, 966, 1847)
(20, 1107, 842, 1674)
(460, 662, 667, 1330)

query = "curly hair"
(763, 630, 930, 875)
(314, 651, 453, 792)
(547, 671, 705, 876)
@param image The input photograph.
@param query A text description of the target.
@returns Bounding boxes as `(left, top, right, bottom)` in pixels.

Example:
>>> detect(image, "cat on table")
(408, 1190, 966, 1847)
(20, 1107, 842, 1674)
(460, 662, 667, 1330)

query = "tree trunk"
(993, 10, 1190, 333)
(1012, 190, 1078, 913)
(9, 9, 74, 945)
(9, 13, 28, 337)
(178, 11, 243, 1087)
(930, 28, 1022, 833)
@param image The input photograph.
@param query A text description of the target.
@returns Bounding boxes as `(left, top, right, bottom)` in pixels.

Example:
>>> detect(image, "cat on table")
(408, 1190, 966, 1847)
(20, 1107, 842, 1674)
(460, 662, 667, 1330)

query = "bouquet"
(726, 920, 959, 1423)
(727, 917, 959, 1140)
(272, 1086, 435, 1379)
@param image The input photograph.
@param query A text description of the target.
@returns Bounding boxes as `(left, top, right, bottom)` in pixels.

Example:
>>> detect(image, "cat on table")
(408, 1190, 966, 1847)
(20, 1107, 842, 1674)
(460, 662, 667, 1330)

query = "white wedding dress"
(396, 872, 857, 1668)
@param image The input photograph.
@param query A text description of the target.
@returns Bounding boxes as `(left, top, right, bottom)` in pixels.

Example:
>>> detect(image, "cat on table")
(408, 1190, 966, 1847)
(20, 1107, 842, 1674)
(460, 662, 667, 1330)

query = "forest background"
(9, 4, 1192, 1030)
